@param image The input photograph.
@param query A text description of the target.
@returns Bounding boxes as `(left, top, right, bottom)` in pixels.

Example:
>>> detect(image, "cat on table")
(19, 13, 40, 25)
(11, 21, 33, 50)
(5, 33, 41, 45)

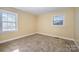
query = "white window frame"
(51, 15, 65, 27)
(0, 9, 18, 33)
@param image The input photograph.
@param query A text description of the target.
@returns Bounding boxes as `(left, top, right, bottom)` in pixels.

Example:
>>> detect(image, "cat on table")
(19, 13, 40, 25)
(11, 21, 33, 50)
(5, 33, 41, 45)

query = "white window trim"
(51, 15, 65, 27)
(0, 9, 18, 33)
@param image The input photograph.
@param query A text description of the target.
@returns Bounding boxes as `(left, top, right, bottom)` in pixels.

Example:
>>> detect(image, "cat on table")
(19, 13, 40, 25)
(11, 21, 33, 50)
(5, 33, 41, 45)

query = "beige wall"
(37, 8, 75, 40)
(0, 7, 36, 41)
(74, 8, 79, 45)
(0, 7, 75, 41)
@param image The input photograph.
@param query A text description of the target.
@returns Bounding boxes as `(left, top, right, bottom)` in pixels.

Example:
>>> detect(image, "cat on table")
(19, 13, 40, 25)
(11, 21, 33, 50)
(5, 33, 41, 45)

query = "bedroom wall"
(37, 8, 75, 40)
(74, 8, 79, 46)
(0, 7, 75, 42)
(0, 7, 36, 41)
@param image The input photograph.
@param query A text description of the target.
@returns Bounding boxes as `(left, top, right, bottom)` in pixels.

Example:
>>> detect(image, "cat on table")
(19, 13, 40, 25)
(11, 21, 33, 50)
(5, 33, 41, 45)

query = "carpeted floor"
(0, 34, 79, 52)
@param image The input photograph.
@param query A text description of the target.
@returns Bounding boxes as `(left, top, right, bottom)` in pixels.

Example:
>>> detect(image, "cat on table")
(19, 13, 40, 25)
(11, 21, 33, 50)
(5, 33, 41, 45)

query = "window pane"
(55, 16, 59, 20)
(8, 23, 16, 27)
(11, 26, 16, 30)
(2, 22, 7, 28)
(1, 11, 17, 32)
(8, 13, 16, 22)
(59, 16, 64, 20)
(53, 16, 64, 25)
(7, 23, 16, 31)
(9, 26, 16, 31)
(2, 28, 7, 32)
(53, 20, 63, 25)
(2, 22, 8, 31)
(0, 13, 2, 20)
(2, 13, 8, 21)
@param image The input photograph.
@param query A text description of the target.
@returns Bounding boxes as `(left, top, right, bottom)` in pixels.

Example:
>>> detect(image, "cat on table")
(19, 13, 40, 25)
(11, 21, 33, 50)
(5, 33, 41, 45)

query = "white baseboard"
(0, 32, 74, 44)
(36, 32, 79, 48)
(0, 33, 36, 44)
(36, 32, 79, 49)
(36, 32, 74, 41)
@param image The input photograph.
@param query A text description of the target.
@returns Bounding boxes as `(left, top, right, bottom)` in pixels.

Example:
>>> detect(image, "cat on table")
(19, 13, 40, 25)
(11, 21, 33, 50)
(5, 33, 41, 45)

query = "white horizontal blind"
(0, 10, 18, 32)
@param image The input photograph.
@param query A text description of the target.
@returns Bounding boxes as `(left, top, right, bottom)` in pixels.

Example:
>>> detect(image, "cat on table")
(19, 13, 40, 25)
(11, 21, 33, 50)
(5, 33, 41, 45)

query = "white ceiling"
(15, 7, 69, 15)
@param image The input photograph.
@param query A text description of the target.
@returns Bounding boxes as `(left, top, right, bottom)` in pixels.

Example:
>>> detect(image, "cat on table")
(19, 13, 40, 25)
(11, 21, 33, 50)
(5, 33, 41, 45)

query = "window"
(0, 10, 18, 32)
(53, 16, 64, 26)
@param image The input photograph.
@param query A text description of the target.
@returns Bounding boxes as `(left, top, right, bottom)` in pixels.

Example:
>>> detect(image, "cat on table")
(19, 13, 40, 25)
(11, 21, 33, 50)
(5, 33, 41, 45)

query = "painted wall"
(75, 8, 79, 46)
(0, 7, 36, 41)
(0, 7, 75, 41)
(37, 8, 75, 40)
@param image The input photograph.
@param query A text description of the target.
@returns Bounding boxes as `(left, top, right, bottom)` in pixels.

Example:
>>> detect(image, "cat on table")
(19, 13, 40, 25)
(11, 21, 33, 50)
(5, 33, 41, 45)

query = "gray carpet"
(0, 34, 79, 52)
